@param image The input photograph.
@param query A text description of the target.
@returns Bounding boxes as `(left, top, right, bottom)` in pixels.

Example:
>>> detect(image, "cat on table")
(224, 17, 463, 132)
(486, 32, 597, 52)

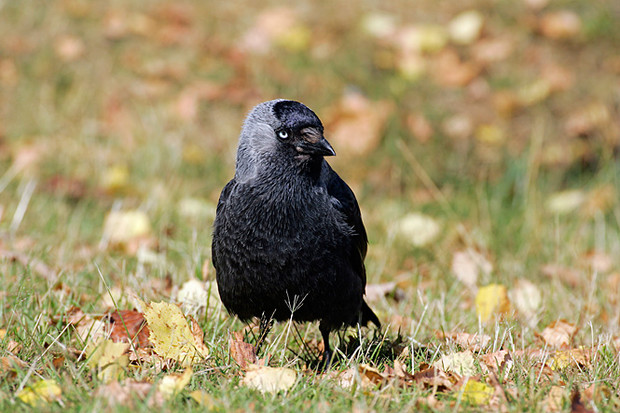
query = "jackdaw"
(212, 99, 380, 365)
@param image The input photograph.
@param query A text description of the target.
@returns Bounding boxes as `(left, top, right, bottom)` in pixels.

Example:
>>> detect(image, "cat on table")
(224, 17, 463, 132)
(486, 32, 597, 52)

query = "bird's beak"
(296, 128, 336, 157)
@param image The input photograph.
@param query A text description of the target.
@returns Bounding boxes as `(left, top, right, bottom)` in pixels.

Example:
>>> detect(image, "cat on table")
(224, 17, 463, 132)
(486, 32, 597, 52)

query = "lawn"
(1, 0, 619, 411)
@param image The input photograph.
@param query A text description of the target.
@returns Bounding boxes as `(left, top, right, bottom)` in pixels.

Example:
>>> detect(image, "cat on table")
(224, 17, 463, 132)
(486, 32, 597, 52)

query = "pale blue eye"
(278, 130, 289, 139)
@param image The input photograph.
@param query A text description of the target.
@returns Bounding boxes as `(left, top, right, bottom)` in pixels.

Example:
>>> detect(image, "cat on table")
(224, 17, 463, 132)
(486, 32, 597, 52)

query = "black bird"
(212, 99, 380, 365)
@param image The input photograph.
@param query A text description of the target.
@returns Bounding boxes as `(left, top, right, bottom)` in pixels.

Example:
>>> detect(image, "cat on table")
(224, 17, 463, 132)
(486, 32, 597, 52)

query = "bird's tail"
(360, 300, 381, 328)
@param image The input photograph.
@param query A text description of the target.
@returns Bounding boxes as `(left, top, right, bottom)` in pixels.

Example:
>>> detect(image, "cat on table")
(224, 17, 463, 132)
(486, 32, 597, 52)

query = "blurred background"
(0, 0, 619, 319)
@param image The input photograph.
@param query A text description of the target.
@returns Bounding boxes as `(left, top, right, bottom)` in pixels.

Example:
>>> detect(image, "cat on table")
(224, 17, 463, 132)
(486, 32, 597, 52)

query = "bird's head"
(235, 100, 335, 181)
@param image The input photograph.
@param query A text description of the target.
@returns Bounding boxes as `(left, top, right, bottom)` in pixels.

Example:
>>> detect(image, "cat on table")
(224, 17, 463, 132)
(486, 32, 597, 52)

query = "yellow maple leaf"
(141, 300, 209, 366)
(87, 338, 130, 383)
(475, 284, 510, 322)
(461, 379, 494, 405)
(158, 368, 193, 399)
(189, 390, 216, 408)
(17, 379, 61, 407)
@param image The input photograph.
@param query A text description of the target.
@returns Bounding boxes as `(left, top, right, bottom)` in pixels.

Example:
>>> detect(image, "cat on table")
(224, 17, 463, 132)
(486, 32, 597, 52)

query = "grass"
(1, 0, 620, 411)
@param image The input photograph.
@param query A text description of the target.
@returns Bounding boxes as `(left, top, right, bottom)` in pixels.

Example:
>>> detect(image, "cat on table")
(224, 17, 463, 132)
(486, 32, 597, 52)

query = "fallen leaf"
(539, 320, 577, 349)
(544, 386, 567, 412)
(65, 306, 110, 343)
(451, 249, 493, 289)
(395, 24, 448, 54)
(142, 300, 209, 366)
(325, 92, 392, 157)
(241, 364, 296, 394)
(365, 282, 398, 302)
(548, 348, 590, 370)
(541, 62, 575, 92)
(17, 379, 62, 407)
(393, 212, 441, 247)
(571, 388, 595, 413)
(359, 364, 388, 387)
(539, 10, 582, 40)
(53, 35, 85, 61)
(564, 102, 610, 137)
(87, 338, 130, 383)
(475, 124, 505, 145)
(517, 79, 552, 106)
(95, 379, 164, 407)
(100, 165, 129, 194)
(431, 49, 481, 87)
(189, 390, 215, 408)
(1, 354, 28, 374)
(102, 210, 154, 254)
(471, 36, 514, 64)
(480, 350, 513, 376)
(239, 7, 308, 54)
(406, 113, 433, 143)
(158, 368, 192, 399)
(361, 13, 397, 39)
(581, 185, 616, 217)
(475, 284, 510, 322)
(411, 365, 458, 391)
(108, 310, 150, 347)
(441, 114, 474, 140)
(448, 10, 484, 45)
(229, 333, 257, 370)
(437, 331, 491, 351)
(461, 379, 494, 405)
(510, 279, 542, 320)
(434, 350, 476, 376)
(541, 264, 582, 287)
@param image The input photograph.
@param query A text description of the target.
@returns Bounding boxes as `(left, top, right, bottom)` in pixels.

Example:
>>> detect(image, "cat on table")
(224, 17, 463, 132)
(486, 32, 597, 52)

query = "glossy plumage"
(212, 100, 380, 364)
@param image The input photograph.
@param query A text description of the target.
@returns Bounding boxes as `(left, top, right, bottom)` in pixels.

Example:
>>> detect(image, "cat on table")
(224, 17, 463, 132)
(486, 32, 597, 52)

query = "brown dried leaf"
(359, 364, 388, 387)
(411, 365, 457, 391)
(431, 49, 481, 87)
(571, 388, 595, 413)
(436, 331, 491, 351)
(564, 102, 610, 137)
(541, 264, 582, 287)
(541, 62, 575, 92)
(539, 11, 582, 40)
(108, 310, 150, 348)
(544, 386, 567, 412)
(229, 332, 257, 370)
(539, 320, 577, 349)
(548, 348, 591, 370)
(480, 350, 513, 375)
(95, 379, 164, 408)
(65, 306, 110, 343)
(325, 92, 392, 157)
(406, 113, 433, 143)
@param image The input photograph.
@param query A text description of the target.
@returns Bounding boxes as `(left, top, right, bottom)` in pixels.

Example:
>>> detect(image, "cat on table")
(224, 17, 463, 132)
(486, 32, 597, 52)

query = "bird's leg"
(256, 314, 273, 355)
(319, 323, 332, 370)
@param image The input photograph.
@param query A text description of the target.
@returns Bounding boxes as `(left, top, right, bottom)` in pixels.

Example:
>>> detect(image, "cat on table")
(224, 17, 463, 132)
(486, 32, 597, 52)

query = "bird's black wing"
(322, 162, 380, 328)
(211, 178, 236, 270)
(322, 162, 368, 283)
